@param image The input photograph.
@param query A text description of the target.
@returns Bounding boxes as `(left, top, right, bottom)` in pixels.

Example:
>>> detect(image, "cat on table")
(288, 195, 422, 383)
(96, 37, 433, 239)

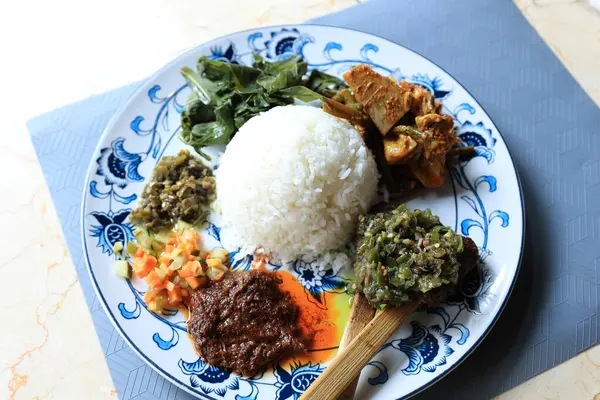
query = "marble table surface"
(1, 0, 599, 398)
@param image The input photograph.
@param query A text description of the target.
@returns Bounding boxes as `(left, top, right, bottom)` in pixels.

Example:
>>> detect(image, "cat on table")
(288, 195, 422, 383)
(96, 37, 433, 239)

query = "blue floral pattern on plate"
(82, 25, 523, 400)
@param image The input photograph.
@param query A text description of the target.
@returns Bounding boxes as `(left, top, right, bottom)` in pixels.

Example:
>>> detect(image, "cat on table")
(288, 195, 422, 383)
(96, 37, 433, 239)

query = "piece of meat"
(408, 114, 456, 188)
(383, 125, 427, 165)
(415, 114, 455, 162)
(399, 81, 442, 116)
(383, 133, 420, 165)
(343, 65, 444, 137)
(343, 65, 411, 135)
(187, 270, 306, 376)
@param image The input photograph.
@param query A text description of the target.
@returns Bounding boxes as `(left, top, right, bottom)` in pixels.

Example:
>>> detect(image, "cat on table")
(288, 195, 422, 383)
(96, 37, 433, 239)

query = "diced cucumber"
(175, 220, 193, 232)
(170, 255, 187, 270)
(154, 230, 172, 244)
(207, 267, 225, 281)
(148, 296, 165, 314)
(209, 248, 229, 262)
(207, 258, 223, 268)
(135, 229, 153, 249)
(170, 248, 182, 258)
(191, 261, 205, 276)
(112, 260, 130, 278)
(151, 240, 165, 254)
(113, 241, 124, 254)
(126, 242, 139, 258)
(151, 242, 164, 254)
(155, 267, 167, 282)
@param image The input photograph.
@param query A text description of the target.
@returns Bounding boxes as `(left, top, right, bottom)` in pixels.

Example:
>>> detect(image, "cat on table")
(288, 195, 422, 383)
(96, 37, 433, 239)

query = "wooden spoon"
(337, 292, 376, 400)
(302, 300, 419, 400)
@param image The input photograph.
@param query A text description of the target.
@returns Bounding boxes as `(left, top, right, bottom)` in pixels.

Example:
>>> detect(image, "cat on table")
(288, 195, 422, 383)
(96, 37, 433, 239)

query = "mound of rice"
(216, 105, 378, 262)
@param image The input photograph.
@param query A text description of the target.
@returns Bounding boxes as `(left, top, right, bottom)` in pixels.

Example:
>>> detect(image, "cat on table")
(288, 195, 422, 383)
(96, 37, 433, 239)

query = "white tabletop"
(1, 0, 599, 398)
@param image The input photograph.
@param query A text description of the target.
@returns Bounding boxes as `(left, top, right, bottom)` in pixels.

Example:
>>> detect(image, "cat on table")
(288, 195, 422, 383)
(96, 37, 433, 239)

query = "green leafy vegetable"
(180, 67, 220, 105)
(256, 56, 307, 92)
(304, 69, 348, 98)
(279, 86, 325, 102)
(281, 86, 370, 127)
(179, 54, 347, 158)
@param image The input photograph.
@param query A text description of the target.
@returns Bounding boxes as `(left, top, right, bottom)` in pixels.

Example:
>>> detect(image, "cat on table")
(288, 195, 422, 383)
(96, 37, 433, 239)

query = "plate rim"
(80, 22, 526, 400)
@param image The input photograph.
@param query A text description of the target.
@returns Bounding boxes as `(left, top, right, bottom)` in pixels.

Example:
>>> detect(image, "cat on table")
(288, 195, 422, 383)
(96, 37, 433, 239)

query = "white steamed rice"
(216, 105, 378, 264)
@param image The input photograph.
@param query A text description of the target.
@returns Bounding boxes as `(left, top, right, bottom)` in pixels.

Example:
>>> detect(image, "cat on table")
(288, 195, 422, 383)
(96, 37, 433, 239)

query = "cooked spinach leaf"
(179, 53, 346, 158)
(304, 69, 348, 98)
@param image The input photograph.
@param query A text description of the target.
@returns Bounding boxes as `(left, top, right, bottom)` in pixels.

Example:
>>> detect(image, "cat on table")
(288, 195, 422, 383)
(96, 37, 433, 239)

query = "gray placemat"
(28, 0, 600, 399)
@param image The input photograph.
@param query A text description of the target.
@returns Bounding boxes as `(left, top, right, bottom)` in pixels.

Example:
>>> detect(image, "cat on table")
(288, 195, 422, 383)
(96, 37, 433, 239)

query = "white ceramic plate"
(82, 25, 524, 399)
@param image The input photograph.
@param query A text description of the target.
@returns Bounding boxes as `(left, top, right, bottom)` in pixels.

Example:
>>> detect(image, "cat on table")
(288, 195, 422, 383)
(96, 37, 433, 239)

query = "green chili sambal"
(130, 149, 215, 232)
(353, 204, 478, 307)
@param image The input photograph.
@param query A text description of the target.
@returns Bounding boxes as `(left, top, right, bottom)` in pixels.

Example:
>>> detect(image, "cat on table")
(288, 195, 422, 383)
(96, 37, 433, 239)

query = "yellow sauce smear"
(276, 270, 347, 365)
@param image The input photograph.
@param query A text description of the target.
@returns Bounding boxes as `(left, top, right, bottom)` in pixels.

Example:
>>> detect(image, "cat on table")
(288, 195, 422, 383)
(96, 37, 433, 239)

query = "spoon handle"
(302, 302, 418, 400)
(337, 292, 376, 400)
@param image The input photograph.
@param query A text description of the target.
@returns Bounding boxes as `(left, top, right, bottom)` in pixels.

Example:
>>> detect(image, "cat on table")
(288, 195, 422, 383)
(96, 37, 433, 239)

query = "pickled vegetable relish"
(353, 204, 465, 307)
(126, 222, 229, 314)
(130, 149, 215, 233)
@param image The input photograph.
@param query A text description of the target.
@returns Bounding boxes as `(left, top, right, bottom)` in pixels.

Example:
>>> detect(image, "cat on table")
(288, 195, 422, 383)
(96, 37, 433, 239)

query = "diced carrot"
(134, 255, 156, 278)
(158, 263, 169, 278)
(146, 254, 158, 268)
(185, 276, 201, 289)
(137, 264, 154, 278)
(147, 281, 164, 292)
(167, 286, 182, 306)
(165, 244, 175, 253)
(178, 269, 194, 278)
(135, 248, 146, 258)
(146, 269, 165, 290)
(159, 254, 172, 266)
(184, 260, 195, 271)
(144, 290, 157, 303)
(187, 254, 196, 261)
(165, 280, 176, 292)
(183, 243, 195, 254)
(185, 260, 204, 276)
(185, 276, 207, 290)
